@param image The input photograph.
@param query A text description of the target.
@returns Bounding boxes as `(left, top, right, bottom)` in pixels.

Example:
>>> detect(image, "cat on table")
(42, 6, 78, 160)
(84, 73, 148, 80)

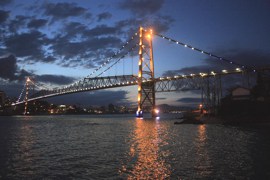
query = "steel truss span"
(12, 75, 138, 106)
(13, 69, 247, 106)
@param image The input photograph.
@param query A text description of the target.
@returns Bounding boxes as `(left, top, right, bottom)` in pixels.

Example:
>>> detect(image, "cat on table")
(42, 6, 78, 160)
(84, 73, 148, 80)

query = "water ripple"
(0, 115, 270, 179)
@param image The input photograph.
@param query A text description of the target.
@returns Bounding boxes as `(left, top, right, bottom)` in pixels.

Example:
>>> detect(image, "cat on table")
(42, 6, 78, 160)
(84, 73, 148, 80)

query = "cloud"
(27, 19, 47, 28)
(46, 90, 131, 106)
(62, 21, 88, 38)
(119, 0, 165, 16)
(7, 15, 30, 33)
(43, 2, 89, 20)
(0, 1, 174, 76)
(50, 35, 122, 68)
(156, 97, 167, 100)
(0, 54, 75, 86)
(97, 12, 112, 22)
(177, 97, 201, 103)
(0, 0, 12, 6)
(4, 30, 47, 61)
(0, 10, 9, 23)
(35, 74, 75, 85)
(0, 54, 17, 80)
(218, 49, 270, 68)
(85, 24, 119, 36)
(0, 55, 33, 82)
(62, 22, 120, 39)
(115, 15, 174, 34)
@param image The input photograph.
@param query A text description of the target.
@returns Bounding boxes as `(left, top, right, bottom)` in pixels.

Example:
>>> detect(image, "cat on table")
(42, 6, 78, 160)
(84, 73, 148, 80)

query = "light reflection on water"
(121, 118, 170, 179)
(194, 125, 212, 177)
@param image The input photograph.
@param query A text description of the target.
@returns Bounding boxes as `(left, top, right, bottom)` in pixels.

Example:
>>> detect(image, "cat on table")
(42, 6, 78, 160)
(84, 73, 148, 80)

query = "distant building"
(0, 91, 6, 107)
(231, 87, 251, 101)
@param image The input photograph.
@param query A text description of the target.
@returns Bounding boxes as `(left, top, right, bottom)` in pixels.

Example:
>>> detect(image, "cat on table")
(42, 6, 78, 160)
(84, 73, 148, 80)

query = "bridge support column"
(201, 74, 222, 114)
(136, 27, 158, 118)
(24, 77, 31, 115)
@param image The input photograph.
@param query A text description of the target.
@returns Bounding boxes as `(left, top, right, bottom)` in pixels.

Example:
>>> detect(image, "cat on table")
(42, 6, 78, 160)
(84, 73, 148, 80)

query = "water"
(0, 115, 270, 179)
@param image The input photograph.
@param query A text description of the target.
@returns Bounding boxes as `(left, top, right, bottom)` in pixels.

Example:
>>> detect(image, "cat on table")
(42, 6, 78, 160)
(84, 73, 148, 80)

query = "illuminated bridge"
(12, 27, 268, 117)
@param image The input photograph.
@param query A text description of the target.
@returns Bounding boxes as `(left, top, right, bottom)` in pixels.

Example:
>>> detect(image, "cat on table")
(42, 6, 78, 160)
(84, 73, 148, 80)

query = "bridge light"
(201, 51, 204, 53)
(26, 77, 31, 82)
(192, 47, 194, 50)
(236, 68, 241, 72)
(147, 34, 151, 39)
(200, 73, 206, 77)
(222, 70, 228, 73)
(184, 44, 187, 47)
(211, 71, 216, 75)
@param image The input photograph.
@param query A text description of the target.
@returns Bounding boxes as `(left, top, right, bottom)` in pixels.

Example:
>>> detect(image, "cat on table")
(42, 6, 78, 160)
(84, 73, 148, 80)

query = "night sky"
(0, 0, 270, 107)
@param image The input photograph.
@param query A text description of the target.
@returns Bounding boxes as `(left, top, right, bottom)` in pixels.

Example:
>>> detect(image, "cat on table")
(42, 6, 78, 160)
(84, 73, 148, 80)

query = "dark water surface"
(0, 115, 270, 179)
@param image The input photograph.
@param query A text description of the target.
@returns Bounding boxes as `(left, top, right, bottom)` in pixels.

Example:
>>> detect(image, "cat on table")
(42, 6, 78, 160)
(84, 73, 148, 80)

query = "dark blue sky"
(0, 0, 270, 107)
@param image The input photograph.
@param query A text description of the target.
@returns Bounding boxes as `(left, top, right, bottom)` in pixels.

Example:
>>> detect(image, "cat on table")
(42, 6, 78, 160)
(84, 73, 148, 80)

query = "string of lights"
(16, 83, 26, 103)
(154, 33, 256, 72)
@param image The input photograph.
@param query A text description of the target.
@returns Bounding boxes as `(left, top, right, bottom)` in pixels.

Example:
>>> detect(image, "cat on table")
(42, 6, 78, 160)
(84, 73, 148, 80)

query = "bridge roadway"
(12, 69, 245, 106)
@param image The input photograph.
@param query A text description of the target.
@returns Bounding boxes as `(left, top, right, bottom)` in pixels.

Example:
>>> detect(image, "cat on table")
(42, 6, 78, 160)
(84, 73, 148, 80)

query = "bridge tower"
(24, 77, 31, 115)
(136, 27, 158, 118)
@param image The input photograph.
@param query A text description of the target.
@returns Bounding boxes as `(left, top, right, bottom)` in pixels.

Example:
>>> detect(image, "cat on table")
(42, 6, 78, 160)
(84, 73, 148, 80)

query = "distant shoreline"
(174, 111, 270, 124)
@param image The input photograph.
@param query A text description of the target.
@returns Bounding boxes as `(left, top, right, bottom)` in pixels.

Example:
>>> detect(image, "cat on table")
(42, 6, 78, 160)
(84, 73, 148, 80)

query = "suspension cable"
(95, 44, 138, 77)
(63, 31, 139, 88)
(86, 31, 139, 78)
(154, 33, 256, 72)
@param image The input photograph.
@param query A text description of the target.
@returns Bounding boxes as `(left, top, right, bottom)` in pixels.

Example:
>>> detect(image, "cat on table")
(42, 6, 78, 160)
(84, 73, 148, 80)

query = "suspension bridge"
(12, 27, 268, 117)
